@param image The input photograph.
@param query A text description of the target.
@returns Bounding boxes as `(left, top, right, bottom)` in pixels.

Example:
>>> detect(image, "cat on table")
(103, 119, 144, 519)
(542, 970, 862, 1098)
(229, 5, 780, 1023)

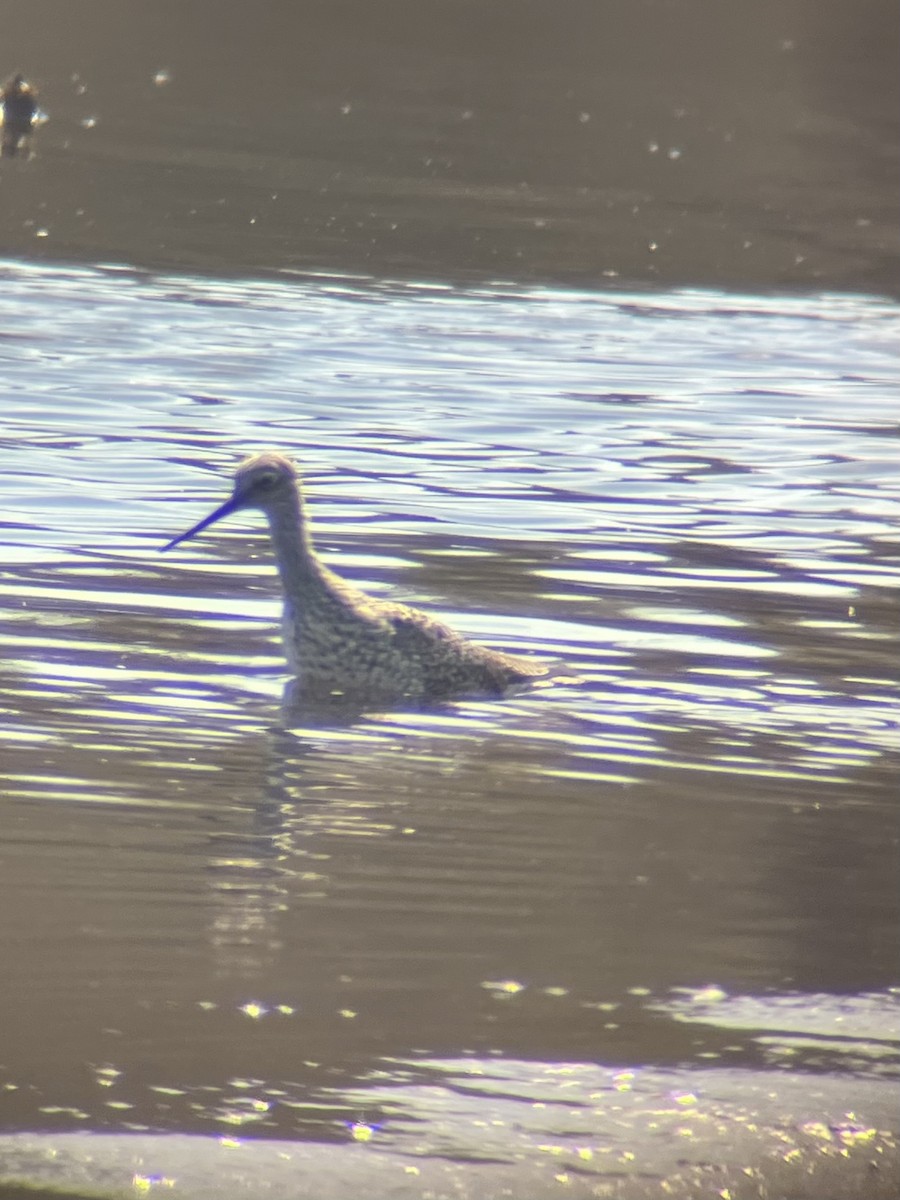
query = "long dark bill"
(160, 494, 244, 552)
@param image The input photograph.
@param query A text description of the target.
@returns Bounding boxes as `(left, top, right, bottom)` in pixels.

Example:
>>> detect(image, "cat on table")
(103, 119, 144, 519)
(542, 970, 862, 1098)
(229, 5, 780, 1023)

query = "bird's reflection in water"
(197, 673, 542, 981)
(199, 697, 392, 982)
(201, 725, 321, 982)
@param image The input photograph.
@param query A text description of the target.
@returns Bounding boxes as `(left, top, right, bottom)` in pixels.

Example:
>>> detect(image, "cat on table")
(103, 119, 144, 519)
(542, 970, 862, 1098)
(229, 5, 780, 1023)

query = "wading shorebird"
(162, 452, 549, 701)
(1, 73, 38, 158)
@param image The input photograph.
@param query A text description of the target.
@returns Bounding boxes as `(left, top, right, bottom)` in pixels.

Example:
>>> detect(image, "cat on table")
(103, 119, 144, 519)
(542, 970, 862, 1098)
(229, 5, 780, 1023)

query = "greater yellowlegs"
(162, 452, 549, 700)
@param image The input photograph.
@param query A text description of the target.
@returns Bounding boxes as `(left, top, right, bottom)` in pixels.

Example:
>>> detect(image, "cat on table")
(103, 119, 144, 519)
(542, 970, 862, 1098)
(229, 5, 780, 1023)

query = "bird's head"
(161, 451, 300, 552)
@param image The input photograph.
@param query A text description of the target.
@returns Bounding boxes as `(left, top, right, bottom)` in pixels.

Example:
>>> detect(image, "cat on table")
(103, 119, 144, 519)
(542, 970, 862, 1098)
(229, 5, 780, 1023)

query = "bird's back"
(282, 565, 546, 700)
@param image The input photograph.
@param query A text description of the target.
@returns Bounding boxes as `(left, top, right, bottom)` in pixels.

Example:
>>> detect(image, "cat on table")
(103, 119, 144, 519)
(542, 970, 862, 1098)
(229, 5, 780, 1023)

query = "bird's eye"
(256, 472, 278, 490)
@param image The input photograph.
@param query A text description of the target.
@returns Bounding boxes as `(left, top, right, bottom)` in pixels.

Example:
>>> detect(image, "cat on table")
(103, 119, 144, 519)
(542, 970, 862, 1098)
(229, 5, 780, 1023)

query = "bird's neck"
(265, 486, 328, 594)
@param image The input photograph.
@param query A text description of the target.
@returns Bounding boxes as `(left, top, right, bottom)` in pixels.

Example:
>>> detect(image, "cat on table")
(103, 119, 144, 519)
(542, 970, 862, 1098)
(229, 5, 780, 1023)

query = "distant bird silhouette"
(162, 452, 550, 701)
(1, 73, 38, 158)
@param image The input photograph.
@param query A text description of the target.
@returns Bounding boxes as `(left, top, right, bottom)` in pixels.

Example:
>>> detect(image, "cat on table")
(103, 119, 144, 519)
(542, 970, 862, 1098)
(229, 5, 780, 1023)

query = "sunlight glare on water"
(0, 259, 897, 1172)
(1, 262, 897, 789)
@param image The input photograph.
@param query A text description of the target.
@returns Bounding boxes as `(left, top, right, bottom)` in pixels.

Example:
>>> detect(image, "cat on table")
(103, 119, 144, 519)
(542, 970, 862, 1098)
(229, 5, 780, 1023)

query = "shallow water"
(0, 260, 897, 1190)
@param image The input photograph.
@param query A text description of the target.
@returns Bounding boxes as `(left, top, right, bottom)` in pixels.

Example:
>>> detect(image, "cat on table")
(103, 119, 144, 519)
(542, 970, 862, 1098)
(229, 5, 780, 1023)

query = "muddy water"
(0, 262, 898, 1195)
(0, 0, 899, 1195)
(2, 0, 898, 295)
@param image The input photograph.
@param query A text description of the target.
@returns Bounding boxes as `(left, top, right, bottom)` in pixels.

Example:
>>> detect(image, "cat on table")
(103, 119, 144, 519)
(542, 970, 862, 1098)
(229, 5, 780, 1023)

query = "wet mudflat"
(2, 0, 898, 295)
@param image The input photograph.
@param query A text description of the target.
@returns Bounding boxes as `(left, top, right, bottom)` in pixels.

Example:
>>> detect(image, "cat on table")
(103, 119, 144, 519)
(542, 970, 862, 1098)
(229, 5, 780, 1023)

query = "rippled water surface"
(0, 260, 898, 1193)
